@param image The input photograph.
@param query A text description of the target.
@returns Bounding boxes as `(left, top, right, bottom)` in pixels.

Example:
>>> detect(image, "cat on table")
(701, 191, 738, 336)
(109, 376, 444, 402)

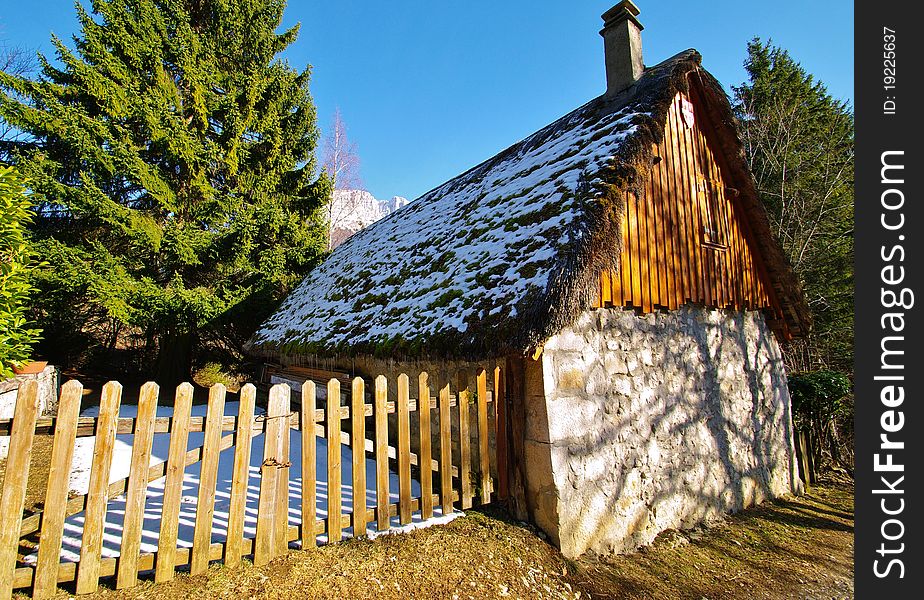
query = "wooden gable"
(594, 89, 790, 338)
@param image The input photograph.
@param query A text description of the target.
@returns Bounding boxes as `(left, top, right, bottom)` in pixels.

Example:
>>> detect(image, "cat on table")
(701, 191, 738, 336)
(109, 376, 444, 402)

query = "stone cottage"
(247, 2, 809, 558)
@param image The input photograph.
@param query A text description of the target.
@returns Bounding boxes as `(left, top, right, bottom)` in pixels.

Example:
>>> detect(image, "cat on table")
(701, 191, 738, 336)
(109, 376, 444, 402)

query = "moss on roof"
(248, 50, 809, 361)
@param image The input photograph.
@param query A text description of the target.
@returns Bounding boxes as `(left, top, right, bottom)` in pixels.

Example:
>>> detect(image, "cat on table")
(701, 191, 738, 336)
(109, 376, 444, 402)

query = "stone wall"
(0, 364, 61, 459)
(0, 364, 60, 419)
(527, 305, 800, 558)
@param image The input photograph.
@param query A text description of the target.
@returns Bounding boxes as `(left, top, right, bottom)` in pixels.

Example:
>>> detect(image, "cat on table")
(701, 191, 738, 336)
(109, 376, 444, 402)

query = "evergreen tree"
(732, 39, 854, 373)
(0, 0, 331, 385)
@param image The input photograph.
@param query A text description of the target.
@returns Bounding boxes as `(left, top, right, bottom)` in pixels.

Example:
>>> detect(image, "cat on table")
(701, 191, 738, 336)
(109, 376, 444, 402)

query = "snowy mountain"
(329, 189, 409, 248)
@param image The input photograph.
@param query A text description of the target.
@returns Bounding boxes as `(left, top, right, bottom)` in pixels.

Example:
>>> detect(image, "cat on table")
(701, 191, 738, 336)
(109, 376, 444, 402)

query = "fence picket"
(351, 378, 367, 537)
(397, 374, 412, 524)
(1, 367, 504, 597)
(275, 392, 291, 554)
(327, 380, 342, 543)
(76, 381, 122, 595)
(418, 373, 433, 520)
(32, 381, 83, 599)
(301, 381, 317, 548)
(477, 370, 491, 504)
(255, 384, 289, 566)
(374, 376, 389, 531)
(154, 383, 193, 582)
(457, 372, 473, 509)
(494, 365, 508, 499)
(0, 380, 40, 600)
(190, 384, 227, 575)
(225, 384, 256, 567)
(116, 382, 160, 589)
(438, 381, 453, 516)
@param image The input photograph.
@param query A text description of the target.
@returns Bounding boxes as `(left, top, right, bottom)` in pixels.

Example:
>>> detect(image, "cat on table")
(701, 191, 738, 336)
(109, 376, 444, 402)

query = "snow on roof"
(249, 50, 787, 358)
(251, 98, 641, 354)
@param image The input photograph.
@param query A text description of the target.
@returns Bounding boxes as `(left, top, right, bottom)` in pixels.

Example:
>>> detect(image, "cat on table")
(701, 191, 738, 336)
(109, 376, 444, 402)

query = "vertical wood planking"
(76, 381, 122, 595)
(725, 183, 742, 307)
(668, 101, 692, 304)
(476, 370, 491, 504)
(637, 178, 652, 312)
(351, 378, 367, 537)
(254, 384, 288, 566)
(629, 192, 642, 307)
(705, 137, 728, 306)
(396, 374, 412, 524)
(668, 96, 699, 302)
(116, 382, 159, 589)
(651, 162, 667, 308)
(660, 140, 679, 310)
(225, 383, 256, 567)
(457, 372, 473, 509)
(374, 376, 389, 530)
(33, 381, 83, 600)
(695, 114, 720, 306)
(189, 384, 226, 576)
(438, 380, 453, 515)
(417, 372, 433, 519)
(494, 366, 508, 500)
(710, 145, 733, 307)
(619, 198, 632, 306)
(0, 380, 40, 600)
(680, 96, 705, 304)
(154, 383, 194, 581)
(301, 381, 318, 547)
(594, 90, 780, 319)
(646, 175, 659, 310)
(327, 380, 342, 542)
(661, 153, 677, 308)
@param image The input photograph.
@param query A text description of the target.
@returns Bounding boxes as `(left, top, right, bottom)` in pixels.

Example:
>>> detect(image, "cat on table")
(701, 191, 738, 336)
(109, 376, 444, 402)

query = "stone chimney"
(600, 1, 644, 95)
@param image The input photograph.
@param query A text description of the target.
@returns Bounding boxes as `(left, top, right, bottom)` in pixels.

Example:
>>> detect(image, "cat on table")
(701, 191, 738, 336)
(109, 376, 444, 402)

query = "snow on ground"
(26, 398, 438, 564)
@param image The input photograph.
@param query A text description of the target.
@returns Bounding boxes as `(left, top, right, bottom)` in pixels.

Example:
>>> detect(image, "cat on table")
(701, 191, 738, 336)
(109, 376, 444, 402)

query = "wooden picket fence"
(0, 368, 507, 599)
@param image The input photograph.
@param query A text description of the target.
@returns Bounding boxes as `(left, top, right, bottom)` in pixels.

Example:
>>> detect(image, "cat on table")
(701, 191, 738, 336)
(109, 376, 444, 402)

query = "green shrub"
(788, 370, 852, 428)
(788, 369, 853, 470)
(193, 361, 240, 391)
(0, 166, 41, 379)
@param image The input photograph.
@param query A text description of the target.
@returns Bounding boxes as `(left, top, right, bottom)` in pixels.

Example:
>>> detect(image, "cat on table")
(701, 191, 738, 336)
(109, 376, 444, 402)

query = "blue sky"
(1, 1, 853, 201)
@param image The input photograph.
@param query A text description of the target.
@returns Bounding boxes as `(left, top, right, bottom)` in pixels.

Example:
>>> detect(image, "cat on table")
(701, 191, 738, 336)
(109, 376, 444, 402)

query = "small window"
(697, 177, 728, 248)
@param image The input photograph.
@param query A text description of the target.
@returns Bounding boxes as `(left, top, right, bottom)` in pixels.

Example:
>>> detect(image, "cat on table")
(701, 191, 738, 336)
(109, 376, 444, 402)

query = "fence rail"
(0, 368, 505, 599)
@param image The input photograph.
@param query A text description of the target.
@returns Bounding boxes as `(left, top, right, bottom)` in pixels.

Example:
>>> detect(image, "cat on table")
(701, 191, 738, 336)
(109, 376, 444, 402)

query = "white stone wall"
(534, 306, 800, 558)
(0, 365, 60, 459)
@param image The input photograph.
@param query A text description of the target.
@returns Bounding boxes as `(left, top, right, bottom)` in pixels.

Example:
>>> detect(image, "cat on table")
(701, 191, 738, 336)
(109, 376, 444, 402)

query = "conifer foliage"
(733, 39, 854, 374)
(0, 0, 331, 384)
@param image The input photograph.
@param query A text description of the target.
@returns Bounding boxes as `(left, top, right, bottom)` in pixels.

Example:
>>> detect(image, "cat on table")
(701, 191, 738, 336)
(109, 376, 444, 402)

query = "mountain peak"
(329, 189, 409, 248)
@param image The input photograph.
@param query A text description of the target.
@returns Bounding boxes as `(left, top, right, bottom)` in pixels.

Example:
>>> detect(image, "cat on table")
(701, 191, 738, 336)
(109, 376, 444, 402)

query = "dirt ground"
(16, 478, 852, 600)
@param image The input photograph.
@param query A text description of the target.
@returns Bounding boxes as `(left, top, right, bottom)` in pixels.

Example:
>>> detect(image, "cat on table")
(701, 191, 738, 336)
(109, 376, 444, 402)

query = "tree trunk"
(155, 330, 194, 391)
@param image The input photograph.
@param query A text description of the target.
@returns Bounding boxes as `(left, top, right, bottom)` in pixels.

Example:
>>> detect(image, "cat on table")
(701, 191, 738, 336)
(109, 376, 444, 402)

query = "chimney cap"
(601, 1, 644, 31)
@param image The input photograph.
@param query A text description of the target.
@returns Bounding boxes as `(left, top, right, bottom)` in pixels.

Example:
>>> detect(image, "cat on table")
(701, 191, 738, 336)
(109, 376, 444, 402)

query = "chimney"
(600, 1, 644, 95)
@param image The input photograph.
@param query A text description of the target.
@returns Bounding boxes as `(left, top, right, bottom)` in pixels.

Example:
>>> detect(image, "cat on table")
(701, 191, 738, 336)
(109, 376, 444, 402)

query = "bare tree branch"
(321, 108, 364, 249)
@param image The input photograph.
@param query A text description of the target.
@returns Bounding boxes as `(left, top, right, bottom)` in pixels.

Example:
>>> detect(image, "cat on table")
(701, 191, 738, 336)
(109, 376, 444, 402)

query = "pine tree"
(0, 0, 331, 385)
(732, 39, 854, 373)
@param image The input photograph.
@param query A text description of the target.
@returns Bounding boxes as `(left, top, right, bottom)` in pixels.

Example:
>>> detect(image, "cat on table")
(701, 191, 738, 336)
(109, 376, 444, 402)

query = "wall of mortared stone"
(530, 305, 801, 558)
(0, 365, 60, 459)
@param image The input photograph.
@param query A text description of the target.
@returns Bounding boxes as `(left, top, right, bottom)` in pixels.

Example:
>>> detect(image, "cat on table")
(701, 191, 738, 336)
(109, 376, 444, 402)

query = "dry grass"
(569, 479, 854, 600)
(12, 479, 853, 600)
(0, 434, 56, 514)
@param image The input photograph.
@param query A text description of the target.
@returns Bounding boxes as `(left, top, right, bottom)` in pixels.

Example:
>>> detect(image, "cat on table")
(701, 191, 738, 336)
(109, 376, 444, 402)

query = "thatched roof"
(248, 50, 809, 361)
